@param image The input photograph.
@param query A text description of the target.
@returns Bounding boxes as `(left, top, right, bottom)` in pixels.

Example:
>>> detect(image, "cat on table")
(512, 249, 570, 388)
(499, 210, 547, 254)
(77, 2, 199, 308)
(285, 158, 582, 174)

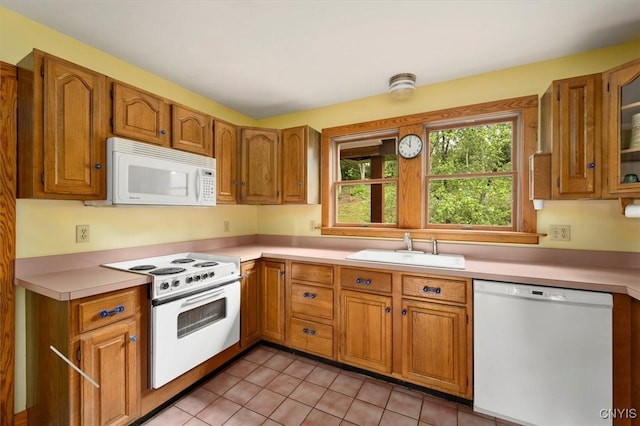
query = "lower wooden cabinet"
(260, 260, 286, 343)
(400, 299, 469, 397)
(26, 287, 141, 426)
(339, 289, 392, 374)
(80, 318, 138, 426)
(240, 261, 261, 347)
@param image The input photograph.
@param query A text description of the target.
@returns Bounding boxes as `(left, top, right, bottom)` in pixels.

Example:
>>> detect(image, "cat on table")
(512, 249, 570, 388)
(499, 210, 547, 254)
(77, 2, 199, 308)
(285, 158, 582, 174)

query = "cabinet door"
(604, 59, 640, 196)
(43, 55, 106, 198)
(240, 261, 261, 347)
(171, 104, 213, 156)
(339, 290, 392, 374)
(281, 126, 307, 204)
(81, 318, 138, 426)
(542, 74, 601, 199)
(112, 81, 170, 146)
(214, 120, 238, 203)
(260, 261, 285, 343)
(401, 299, 469, 398)
(239, 128, 280, 204)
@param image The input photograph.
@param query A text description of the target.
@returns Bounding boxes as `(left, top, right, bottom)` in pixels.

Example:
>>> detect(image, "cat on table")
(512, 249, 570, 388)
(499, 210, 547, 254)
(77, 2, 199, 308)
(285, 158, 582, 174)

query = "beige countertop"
(15, 243, 640, 301)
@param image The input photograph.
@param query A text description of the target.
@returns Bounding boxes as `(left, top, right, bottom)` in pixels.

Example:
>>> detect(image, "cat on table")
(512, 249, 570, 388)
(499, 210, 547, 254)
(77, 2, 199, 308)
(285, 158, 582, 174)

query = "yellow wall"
(2, 6, 640, 415)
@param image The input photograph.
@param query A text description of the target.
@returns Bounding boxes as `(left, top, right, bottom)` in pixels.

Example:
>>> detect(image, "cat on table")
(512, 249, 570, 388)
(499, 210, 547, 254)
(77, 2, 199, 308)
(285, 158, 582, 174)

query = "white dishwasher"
(473, 280, 612, 426)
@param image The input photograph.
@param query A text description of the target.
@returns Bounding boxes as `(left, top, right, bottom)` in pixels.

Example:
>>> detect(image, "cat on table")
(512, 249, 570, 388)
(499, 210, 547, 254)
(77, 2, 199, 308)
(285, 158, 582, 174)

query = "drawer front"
(402, 275, 467, 304)
(291, 283, 333, 320)
(340, 268, 392, 293)
(77, 290, 136, 332)
(291, 262, 333, 285)
(289, 318, 333, 358)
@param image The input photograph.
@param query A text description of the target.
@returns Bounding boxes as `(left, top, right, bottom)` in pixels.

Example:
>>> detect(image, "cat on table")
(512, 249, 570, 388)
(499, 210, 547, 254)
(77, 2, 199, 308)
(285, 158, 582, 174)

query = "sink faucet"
(403, 232, 413, 251)
(428, 238, 439, 255)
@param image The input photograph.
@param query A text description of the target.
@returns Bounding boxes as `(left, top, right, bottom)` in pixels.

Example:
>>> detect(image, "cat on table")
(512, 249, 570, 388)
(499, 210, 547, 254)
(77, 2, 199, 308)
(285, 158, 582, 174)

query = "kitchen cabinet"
(281, 126, 321, 204)
(111, 81, 171, 147)
(541, 73, 602, 199)
(240, 261, 261, 348)
(26, 287, 141, 426)
(260, 260, 286, 343)
(17, 49, 106, 199)
(604, 58, 640, 197)
(171, 104, 213, 156)
(400, 274, 472, 399)
(239, 127, 280, 204)
(214, 120, 239, 204)
(338, 267, 393, 374)
(287, 261, 335, 358)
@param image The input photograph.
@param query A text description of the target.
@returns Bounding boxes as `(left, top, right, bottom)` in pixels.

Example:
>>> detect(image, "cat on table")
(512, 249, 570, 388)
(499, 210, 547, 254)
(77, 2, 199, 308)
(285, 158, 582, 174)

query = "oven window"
(177, 298, 226, 338)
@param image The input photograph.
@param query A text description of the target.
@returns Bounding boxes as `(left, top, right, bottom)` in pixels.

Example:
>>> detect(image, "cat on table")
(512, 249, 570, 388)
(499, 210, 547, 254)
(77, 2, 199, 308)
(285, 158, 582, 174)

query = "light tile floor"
(143, 345, 521, 426)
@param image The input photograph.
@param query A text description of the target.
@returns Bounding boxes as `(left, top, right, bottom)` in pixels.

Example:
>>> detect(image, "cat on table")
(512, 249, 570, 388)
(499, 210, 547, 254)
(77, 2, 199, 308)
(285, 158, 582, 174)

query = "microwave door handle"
(195, 169, 201, 203)
(182, 288, 225, 307)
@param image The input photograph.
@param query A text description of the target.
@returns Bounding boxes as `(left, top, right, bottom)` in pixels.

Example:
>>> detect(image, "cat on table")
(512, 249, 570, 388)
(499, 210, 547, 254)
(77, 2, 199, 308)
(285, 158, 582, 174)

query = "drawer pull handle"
(302, 327, 316, 336)
(99, 305, 125, 318)
(303, 292, 317, 299)
(355, 278, 372, 285)
(422, 286, 441, 294)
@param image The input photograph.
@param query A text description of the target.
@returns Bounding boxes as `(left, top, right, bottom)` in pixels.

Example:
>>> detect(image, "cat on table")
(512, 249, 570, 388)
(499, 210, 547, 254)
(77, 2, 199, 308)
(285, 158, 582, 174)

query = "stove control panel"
(154, 262, 238, 299)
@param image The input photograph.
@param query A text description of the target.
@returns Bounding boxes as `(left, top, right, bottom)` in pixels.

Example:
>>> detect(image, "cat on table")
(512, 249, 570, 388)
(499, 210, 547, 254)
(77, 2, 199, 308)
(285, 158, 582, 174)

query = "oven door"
(151, 280, 240, 388)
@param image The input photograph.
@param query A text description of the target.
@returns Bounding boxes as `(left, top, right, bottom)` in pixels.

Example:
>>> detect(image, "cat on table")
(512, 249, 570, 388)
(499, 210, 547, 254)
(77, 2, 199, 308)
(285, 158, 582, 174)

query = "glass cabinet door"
(606, 59, 640, 194)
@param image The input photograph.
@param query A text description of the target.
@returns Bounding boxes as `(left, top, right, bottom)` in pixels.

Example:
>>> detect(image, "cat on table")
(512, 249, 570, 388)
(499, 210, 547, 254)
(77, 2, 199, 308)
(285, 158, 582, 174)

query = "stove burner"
(171, 258, 196, 264)
(129, 265, 157, 271)
(193, 261, 218, 268)
(150, 267, 187, 276)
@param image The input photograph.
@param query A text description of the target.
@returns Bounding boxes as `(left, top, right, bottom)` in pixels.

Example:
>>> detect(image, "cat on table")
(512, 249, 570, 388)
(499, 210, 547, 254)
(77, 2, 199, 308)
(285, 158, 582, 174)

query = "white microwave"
(86, 137, 216, 207)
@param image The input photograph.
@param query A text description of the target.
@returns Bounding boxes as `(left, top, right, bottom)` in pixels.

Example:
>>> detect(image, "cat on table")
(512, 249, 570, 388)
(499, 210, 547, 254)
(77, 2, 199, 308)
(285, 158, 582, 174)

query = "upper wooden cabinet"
(111, 81, 171, 147)
(17, 49, 106, 200)
(281, 126, 321, 204)
(171, 104, 213, 156)
(214, 120, 238, 204)
(239, 127, 280, 204)
(603, 58, 640, 197)
(541, 73, 602, 199)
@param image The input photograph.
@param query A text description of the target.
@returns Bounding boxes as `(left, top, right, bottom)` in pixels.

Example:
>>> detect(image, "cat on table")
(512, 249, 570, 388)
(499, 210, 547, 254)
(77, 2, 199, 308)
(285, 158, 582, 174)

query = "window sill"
(320, 227, 542, 245)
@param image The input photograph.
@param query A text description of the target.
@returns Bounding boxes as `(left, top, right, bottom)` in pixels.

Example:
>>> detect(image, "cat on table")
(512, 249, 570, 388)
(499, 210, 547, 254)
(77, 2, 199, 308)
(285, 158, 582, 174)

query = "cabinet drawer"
(291, 262, 333, 285)
(289, 318, 333, 358)
(402, 275, 467, 304)
(340, 268, 392, 293)
(77, 290, 136, 333)
(291, 283, 333, 320)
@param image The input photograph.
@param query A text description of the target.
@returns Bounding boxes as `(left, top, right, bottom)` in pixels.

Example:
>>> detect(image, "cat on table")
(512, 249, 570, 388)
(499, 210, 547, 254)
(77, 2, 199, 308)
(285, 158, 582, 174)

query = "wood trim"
(13, 411, 26, 426)
(1, 61, 17, 426)
(321, 95, 539, 241)
(613, 293, 632, 426)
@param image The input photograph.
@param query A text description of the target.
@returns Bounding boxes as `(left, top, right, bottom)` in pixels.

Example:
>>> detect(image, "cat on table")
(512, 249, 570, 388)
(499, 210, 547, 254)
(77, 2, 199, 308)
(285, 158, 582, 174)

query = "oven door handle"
(182, 288, 226, 307)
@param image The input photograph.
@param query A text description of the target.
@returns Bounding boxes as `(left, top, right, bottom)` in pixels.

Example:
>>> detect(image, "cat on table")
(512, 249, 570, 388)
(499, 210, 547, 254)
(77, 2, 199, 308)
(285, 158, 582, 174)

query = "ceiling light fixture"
(388, 73, 416, 100)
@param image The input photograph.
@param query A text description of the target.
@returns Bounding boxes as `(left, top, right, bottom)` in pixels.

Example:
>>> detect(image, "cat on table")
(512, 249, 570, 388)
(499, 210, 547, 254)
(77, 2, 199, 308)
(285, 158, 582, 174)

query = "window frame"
(320, 95, 540, 244)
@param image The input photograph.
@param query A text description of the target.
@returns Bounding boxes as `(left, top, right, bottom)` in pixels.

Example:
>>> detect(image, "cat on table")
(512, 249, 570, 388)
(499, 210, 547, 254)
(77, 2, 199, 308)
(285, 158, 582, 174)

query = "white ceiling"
(4, 0, 640, 119)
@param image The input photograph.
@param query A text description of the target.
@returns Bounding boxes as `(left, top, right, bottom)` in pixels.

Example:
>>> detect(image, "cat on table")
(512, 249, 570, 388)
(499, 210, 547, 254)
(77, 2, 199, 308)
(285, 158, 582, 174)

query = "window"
(336, 137, 398, 225)
(321, 95, 539, 244)
(426, 118, 517, 230)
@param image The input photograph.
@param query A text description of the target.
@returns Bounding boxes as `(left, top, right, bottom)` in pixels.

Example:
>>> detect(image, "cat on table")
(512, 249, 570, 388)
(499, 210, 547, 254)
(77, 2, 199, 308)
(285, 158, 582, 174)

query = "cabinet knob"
(298, 181, 303, 186)
(402, 309, 407, 316)
(94, 163, 102, 170)
(587, 162, 595, 169)
(130, 335, 137, 343)
(385, 306, 391, 314)
(160, 129, 167, 135)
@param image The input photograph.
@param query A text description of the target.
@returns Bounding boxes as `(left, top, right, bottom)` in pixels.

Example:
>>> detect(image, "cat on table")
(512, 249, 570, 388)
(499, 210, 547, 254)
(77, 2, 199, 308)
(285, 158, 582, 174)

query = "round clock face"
(398, 134, 423, 159)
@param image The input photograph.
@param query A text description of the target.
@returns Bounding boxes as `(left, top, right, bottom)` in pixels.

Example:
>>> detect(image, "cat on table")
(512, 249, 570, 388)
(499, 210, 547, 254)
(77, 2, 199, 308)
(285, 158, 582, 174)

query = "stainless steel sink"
(346, 249, 466, 270)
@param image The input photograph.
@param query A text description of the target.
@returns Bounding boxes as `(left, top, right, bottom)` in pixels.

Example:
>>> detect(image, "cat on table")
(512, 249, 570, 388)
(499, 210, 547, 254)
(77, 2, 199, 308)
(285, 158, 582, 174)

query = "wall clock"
(398, 134, 423, 159)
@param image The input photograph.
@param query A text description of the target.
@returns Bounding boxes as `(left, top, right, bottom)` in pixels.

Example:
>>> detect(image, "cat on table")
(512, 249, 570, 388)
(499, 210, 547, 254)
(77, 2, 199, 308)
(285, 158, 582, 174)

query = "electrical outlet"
(76, 225, 90, 243)
(223, 220, 230, 233)
(549, 225, 571, 241)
